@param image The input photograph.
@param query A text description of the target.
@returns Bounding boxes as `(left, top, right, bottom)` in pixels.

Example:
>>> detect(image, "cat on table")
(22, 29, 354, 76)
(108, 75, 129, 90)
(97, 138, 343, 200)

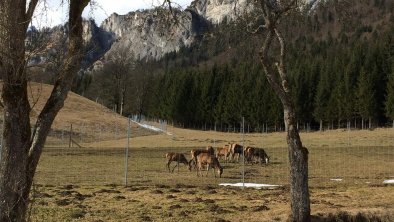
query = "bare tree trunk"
(319, 119, 323, 131)
(354, 117, 357, 129)
(0, 1, 35, 220)
(120, 84, 126, 116)
(284, 106, 310, 222)
(0, 1, 89, 220)
(368, 117, 372, 129)
(259, 19, 310, 221)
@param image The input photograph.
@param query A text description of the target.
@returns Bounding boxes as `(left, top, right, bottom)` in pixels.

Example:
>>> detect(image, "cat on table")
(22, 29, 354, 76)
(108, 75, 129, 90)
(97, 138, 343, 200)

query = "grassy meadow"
(4, 83, 393, 221)
(32, 127, 394, 221)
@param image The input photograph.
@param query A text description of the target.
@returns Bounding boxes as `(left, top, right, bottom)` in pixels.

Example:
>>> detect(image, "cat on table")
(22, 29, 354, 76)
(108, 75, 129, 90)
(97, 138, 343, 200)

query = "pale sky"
(31, 0, 193, 28)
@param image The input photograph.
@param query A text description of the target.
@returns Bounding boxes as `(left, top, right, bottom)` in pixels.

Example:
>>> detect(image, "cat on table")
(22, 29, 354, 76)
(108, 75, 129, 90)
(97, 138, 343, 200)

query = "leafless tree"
(0, 0, 90, 221)
(242, 0, 311, 221)
(126, 64, 154, 121)
(96, 46, 135, 115)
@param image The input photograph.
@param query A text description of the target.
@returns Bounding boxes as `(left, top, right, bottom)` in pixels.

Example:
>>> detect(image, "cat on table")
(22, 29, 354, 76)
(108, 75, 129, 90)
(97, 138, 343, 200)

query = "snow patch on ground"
(383, 179, 394, 184)
(219, 183, 281, 189)
(330, 178, 343, 182)
(131, 120, 172, 135)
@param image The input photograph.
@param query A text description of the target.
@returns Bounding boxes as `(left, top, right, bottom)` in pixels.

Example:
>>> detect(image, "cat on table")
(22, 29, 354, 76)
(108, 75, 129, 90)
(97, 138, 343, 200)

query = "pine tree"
(314, 66, 330, 131)
(356, 68, 377, 129)
(385, 67, 394, 127)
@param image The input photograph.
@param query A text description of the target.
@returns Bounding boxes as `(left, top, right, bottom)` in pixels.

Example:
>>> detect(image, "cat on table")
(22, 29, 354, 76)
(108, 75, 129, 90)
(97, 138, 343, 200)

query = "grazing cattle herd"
(165, 143, 270, 177)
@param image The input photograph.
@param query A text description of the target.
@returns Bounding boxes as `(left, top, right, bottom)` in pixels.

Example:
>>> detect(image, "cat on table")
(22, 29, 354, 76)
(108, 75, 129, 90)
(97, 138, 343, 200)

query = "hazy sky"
(31, 0, 193, 27)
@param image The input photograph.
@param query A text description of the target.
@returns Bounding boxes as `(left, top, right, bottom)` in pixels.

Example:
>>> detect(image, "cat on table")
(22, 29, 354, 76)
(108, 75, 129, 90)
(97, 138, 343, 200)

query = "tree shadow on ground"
(310, 211, 394, 222)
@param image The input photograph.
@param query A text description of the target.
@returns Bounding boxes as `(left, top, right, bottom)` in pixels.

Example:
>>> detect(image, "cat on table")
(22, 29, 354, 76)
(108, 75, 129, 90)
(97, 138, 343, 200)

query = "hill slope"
(0, 82, 155, 145)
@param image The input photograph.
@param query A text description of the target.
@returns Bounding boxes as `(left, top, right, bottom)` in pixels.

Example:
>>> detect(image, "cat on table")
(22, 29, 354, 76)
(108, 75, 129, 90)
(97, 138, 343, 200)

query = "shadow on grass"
(311, 211, 394, 222)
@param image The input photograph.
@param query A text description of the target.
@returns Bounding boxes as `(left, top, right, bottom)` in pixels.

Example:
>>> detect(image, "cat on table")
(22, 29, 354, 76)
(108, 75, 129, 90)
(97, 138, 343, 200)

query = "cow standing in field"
(165, 152, 190, 173)
(230, 143, 244, 162)
(196, 153, 223, 178)
(189, 146, 215, 169)
(245, 147, 254, 163)
(216, 144, 231, 162)
(254, 148, 270, 165)
(245, 147, 270, 165)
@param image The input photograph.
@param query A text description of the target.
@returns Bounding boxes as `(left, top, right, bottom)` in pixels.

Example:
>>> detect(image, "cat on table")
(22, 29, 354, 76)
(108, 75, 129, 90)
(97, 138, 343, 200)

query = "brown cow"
(165, 152, 190, 173)
(253, 148, 270, 165)
(216, 144, 231, 162)
(196, 153, 223, 178)
(245, 146, 254, 163)
(245, 147, 270, 165)
(230, 143, 244, 162)
(189, 146, 215, 169)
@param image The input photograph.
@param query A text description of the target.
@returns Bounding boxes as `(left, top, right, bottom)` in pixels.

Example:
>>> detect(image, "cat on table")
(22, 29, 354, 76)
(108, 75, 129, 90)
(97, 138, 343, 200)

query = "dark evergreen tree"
(356, 68, 377, 129)
(385, 65, 394, 127)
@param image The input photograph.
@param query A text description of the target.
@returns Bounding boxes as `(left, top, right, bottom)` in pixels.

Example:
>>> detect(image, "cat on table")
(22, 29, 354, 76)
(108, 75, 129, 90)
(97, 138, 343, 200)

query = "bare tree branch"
(259, 29, 286, 99)
(255, 1, 310, 220)
(25, 0, 40, 28)
(27, 0, 90, 186)
(28, 81, 42, 112)
(274, 27, 289, 93)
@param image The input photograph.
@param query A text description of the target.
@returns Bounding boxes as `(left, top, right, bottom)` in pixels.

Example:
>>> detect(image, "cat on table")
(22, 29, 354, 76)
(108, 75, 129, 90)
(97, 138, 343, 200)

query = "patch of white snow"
(219, 183, 281, 189)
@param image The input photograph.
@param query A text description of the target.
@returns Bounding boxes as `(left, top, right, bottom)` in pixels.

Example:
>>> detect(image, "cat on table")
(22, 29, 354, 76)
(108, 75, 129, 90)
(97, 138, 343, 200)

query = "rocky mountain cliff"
(27, 19, 113, 68)
(90, 0, 322, 65)
(190, 0, 250, 24)
(89, 0, 254, 65)
(30, 0, 324, 72)
(99, 9, 208, 62)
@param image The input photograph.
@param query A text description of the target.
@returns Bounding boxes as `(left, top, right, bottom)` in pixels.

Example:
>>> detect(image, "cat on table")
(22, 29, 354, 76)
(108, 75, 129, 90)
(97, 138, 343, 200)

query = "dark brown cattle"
(245, 147, 270, 165)
(245, 146, 254, 163)
(253, 148, 270, 165)
(230, 143, 244, 162)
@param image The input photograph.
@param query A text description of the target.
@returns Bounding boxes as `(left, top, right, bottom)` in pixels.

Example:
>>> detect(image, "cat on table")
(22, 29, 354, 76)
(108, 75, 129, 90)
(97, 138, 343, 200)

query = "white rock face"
(192, 0, 323, 24)
(100, 10, 199, 61)
(191, 0, 250, 24)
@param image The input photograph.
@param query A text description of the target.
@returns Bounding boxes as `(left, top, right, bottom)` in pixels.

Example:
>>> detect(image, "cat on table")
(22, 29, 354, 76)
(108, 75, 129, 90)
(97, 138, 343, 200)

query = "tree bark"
(354, 118, 357, 129)
(120, 84, 126, 116)
(0, 1, 34, 220)
(260, 33, 310, 222)
(0, 1, 90, 221)
(257, 2, 310, 220)
(319, 119, 323, 131)
(284, 106, 310, 222)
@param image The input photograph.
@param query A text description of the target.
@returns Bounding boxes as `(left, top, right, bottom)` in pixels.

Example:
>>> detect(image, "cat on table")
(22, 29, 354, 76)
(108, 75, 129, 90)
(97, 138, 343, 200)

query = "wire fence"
(0, 118, 392, 188)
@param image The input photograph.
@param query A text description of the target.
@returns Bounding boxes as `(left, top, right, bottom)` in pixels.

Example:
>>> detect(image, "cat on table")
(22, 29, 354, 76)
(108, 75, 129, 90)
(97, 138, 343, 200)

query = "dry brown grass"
(0, 82, 154, 141)
(32, 123, 393, 221)
(94, 124, 394, 149)
(29, 184, 394, 222)
(5, 83, 392, 221)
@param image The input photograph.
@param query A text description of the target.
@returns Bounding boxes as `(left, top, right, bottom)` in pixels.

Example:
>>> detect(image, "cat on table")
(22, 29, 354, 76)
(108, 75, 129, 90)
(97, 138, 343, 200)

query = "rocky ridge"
(99, 9, 207, 61)
(30, 0, 324, 70)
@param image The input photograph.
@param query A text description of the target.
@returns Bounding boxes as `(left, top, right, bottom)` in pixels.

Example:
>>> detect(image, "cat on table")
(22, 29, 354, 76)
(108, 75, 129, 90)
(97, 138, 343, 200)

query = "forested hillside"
(84, 0, 394, 132)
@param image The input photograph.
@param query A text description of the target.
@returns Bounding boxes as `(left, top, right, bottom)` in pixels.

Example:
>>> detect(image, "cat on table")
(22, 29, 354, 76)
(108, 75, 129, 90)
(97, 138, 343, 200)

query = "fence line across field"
(0, 118, 392, 188)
